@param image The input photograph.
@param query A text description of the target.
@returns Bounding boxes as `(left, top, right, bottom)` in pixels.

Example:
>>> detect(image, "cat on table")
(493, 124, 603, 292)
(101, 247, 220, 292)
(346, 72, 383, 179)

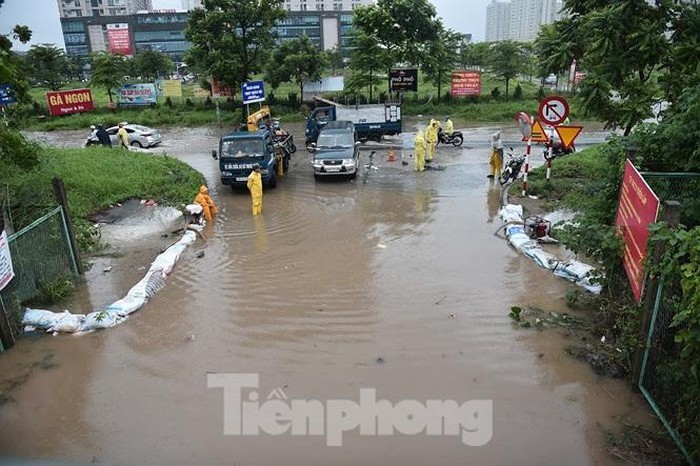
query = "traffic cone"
(387, 149, 396, 162)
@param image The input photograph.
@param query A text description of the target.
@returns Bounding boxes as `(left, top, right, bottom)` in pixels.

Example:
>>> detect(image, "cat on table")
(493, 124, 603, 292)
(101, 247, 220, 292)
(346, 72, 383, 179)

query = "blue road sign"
(0, 84, 16, 106)
(242, 80, 265, 104)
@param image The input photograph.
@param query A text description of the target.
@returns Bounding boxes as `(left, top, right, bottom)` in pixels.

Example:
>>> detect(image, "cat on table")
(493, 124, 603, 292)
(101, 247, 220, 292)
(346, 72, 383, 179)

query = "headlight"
(312, 160, 323, 167)
(222, 171, 232, 176)
(343, 159, 355, 165)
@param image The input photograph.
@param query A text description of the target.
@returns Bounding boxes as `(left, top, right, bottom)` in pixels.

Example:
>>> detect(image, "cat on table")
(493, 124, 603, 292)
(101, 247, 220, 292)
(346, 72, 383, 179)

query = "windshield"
(221, 139, 264, 158)
(316, 132, 353, 149)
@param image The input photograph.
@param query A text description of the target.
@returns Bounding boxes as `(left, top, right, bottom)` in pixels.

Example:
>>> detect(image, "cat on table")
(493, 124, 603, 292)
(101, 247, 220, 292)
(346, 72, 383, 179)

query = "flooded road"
(0, 122, 656, 465)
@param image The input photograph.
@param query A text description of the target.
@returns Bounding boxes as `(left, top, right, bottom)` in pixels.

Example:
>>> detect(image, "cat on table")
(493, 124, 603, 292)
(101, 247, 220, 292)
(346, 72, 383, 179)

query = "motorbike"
(500, 147, 526, 185)
(543, 141, 575, 160)
(437, 128, 464, 147)
(84, 132, 100, 147)
(271, 120, 297, 154)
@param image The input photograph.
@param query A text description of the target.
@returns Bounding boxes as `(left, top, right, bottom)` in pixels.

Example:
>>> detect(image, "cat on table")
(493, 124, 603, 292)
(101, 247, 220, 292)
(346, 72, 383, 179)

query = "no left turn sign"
(538, 96, 569, 126)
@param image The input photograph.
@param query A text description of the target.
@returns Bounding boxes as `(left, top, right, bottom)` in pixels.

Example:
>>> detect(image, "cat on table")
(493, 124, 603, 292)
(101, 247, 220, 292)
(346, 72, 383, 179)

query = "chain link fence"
(638, 172, 700, 465)
(0, 206, 78, 349)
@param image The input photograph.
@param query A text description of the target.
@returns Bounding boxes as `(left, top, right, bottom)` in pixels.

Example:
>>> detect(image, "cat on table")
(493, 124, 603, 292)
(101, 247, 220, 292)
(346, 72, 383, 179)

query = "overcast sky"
(0, 0, 489, 51)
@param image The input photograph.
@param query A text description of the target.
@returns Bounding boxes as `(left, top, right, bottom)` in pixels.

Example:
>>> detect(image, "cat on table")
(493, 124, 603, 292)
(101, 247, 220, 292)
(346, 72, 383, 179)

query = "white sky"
(0, 0, 490, 51)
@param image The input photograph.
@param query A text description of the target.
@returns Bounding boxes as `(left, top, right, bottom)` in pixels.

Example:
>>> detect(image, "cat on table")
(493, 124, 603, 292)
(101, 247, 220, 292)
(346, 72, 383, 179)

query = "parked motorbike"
(500, 147, 526, 185)
(437, 128, 464, 147)
(543, 141, 575, 160)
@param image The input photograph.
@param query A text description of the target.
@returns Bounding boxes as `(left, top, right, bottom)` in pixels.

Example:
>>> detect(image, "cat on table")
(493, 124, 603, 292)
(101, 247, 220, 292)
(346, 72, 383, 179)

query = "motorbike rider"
(96, 124, 112, 148)
(444, 116, 454, 136)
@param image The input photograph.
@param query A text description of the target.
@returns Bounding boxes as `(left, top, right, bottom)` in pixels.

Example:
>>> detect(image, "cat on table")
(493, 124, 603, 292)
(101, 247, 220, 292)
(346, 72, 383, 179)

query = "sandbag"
(81, 311, 123, 330)
(22, 308, 60, 329)
(48, 311, 85, 333)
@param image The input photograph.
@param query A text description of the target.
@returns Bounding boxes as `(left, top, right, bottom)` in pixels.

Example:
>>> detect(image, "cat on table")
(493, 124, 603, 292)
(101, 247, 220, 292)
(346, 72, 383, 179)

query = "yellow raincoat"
(414, 131, 426, 172)
(425, 119, 440, 162)
(247, 169, 263, 215)
(194, 185, 217, 222)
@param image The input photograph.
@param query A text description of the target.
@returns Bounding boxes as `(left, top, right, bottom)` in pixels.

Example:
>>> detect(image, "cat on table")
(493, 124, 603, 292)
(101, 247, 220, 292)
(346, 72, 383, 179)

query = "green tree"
(659, 1, 700, 104)
(458, 41, 491, 69)
(266, 35, 328, 102)
(133, 49, 174, 80)
(89, 52, 128, 105)
(488, 41, 527, 99)
(346, 31, 388, 101)
(25, 44, 68, 90)
(324, 46, 345, 75)
(542, 0, 670, 135)
(422, 26, 462, 100)
(0, 25, 32, 103)
(352, 0, 441, 92)
(184, 0, 285, 111)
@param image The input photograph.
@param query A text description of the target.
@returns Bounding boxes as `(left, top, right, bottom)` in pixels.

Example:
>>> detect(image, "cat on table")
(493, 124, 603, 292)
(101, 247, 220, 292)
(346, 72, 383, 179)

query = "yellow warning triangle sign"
(555, 125, 583, 149)
(529, 120, 549, 143)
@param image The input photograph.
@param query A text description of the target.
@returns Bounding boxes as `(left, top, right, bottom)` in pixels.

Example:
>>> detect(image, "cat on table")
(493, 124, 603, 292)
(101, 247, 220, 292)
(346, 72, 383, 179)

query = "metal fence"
(0, 206, 78, 351)
(638, 172, 700, 465)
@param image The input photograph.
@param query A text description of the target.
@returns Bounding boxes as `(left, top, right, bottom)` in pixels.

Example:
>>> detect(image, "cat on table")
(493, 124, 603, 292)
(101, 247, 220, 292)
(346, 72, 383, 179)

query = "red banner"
(46, 89, 94, 116)
(614, 160, 660, 303)
(107, 24, 132, 55)
(211, 79, 234, 97)
(451, 70, 481, 97)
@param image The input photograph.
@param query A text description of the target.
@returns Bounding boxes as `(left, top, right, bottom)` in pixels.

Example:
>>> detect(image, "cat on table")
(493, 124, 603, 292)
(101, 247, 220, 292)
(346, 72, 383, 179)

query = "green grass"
(3, 146, 204, 250)
(509, 144, 610, 209)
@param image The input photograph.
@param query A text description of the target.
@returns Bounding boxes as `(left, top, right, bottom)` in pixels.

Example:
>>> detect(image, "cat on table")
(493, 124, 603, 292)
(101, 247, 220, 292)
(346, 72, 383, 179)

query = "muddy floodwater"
(0, 122, 657, 465)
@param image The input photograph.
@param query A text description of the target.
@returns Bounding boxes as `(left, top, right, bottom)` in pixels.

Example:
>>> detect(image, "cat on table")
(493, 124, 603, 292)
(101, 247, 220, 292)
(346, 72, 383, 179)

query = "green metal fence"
(0, 206, 78, 351)
(638, 172, 700, 465)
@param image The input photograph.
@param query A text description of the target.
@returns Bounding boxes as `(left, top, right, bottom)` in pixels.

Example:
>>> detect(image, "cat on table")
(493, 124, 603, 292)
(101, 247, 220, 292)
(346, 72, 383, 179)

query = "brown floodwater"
(1, 122, 657, 465)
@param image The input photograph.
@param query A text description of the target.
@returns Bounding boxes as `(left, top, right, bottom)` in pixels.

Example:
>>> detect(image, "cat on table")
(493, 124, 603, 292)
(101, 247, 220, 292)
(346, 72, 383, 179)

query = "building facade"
(61, 10, 357, 61)
(282, 0, 373, 12)
(57, 0, 153, 18)
(180, 0, 202, 10)
(485, 0, 561, 42)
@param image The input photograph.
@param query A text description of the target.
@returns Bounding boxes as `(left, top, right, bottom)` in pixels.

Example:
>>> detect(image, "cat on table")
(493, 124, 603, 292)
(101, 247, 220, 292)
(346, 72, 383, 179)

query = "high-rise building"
(485, 0, 561, 42)
(57, 0, 153, 18)
(485, 1, 511, 42)
(282, 0, 374, 12)
(181, 0, 203, 10)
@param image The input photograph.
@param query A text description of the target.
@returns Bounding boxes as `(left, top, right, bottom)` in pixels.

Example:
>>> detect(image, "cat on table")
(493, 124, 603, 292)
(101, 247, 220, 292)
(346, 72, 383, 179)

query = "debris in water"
(103, 267, 113, 273)
(376, 243, 387, 249)
(448, 313, 456, 319)
(376, 357, 385, 364)
(196, 251, 205, 258)
(187, 334, 195, 342)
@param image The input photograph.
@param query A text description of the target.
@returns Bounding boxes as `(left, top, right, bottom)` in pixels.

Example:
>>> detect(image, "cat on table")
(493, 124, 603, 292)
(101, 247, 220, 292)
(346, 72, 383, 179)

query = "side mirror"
(211, 149, 218, 160)
(355, 141, 361, 146)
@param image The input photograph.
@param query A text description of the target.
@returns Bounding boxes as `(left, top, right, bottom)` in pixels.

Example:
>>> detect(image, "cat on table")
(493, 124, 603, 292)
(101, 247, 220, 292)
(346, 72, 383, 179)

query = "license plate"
(236, 177, 248, 181)
(325, 166, 340, 172)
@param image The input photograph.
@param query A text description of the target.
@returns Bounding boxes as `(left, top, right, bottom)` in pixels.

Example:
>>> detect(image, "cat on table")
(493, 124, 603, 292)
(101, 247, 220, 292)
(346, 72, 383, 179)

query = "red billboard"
(451, 70, 481, 97)
(107, 23, 133, 55)
(614, 160, 661, 303)
(46, 89, 94, 116)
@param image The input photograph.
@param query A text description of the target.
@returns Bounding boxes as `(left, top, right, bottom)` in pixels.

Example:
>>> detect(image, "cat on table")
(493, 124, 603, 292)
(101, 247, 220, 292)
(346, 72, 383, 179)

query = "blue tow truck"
(212, 129, 280, 189)
(305, 98, 401, 149)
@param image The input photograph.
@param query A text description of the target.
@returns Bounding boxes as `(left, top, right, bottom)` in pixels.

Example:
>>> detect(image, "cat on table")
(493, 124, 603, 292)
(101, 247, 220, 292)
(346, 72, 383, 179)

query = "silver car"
(106, 123, 162, 148)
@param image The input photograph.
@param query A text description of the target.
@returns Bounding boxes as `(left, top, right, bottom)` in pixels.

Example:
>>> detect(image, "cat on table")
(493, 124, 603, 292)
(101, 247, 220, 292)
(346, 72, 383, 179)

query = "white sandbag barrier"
(22, 230, 197, 334)
(498, 204, 603, 294)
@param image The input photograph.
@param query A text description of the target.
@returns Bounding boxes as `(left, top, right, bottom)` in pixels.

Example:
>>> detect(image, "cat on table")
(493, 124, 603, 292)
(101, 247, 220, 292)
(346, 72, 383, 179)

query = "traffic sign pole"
(522, 115, 533, 196)
(546, 135, 553, 181)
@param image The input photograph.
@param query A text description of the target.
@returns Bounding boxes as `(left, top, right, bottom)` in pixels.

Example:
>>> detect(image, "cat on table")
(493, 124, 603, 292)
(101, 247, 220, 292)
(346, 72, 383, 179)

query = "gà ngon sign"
(46, 89, 95, 116)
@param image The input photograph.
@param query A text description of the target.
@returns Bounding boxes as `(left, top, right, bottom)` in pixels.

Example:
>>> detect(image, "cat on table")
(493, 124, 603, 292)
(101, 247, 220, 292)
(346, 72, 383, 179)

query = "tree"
(540, 0, 670, 135)
(422, 26, 462, 100)
(184, 0, 285, 111)
(352, 0, 441, 92)
(488, 41, 527, 99)
(25, 44, 69, 90)
(89, 52, 127, 105)
(458, 42, 491, 69)
(347, 31, 388, 101)
(266, 35, 328, 102)
(0, 25, 32, 102)
(324, 46, 345, 75)
(133, 50, 174, 80)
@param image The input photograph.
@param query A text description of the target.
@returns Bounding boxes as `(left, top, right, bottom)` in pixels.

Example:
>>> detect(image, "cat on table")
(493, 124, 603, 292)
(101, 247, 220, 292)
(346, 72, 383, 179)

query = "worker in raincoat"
(194, 185, 218, 222)
(414, 130, 426, 172)
(247, 164, 263, 215)
(425, 119, 440, 163)
(117, 122, 129, 149)
(488, 130, 503, 178)
(444, 116, 454, 136)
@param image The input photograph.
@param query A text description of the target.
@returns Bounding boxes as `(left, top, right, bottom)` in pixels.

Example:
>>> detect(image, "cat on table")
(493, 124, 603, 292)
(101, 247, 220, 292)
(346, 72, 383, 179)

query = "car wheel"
(349, 171, 357, 180)
(131, 141, 143, 148)
(267, 175, 277, 189)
